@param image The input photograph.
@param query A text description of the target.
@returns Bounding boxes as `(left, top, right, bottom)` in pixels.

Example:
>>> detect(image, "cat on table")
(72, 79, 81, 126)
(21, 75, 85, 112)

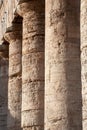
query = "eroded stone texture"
(17, 0, 45, 130)
(4, 22, 22, 130)
(81, 0, 87, 129)
(0, 44, 8, 130)
(45, 0, 82, 130)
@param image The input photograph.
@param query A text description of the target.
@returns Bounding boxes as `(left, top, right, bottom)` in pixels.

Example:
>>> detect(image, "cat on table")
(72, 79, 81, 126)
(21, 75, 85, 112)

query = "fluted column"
(0, 44, 9, 130)
(81, 0, 87, 129)
(17, 0, 45, 130)
(4, 23, 22, 130)
(45, 0, 81, 130)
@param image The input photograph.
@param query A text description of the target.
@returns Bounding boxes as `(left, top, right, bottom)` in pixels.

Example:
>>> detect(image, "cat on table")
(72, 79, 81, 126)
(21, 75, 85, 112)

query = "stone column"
(81, 0, 87, 129)
(45, 0, 81, 130)
(0, 43, 8, 130)
(17, 0, 45, 130)
(4, 23, 22, 130)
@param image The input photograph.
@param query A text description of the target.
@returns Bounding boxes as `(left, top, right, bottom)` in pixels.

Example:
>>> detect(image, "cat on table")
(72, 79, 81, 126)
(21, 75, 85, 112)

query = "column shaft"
(45, 0, 81, 130)
(4, 23, 22, 130)
(0, 45, 8, 130)
(81, 0, 87, 129)
(17, 1, 45, 130)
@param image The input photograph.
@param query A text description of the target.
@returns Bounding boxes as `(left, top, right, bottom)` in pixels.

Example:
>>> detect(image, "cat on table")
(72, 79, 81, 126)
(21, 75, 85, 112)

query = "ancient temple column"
(0, 43, 9, 130)
(81, 0, 87, 129)
(17, 0, 45, 130)
(4, 22, 22, 130)
(45, 0, 81, 130)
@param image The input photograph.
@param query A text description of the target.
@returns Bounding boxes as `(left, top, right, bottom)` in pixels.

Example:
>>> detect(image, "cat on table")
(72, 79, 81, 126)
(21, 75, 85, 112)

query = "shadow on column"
(65, 0, 82, 129)
(0, 41, 9, 130)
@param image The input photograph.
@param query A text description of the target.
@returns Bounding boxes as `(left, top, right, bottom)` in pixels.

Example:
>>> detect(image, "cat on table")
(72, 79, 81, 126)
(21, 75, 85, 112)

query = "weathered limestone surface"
(0, 44, 8, 130)
(17, 0, 45, 130)
(0, 0, 85, 130)
(0, 0, 19, 42)
(81, 0, 87, 129)
(4, 22, 22, 130)
(45, 0, 82, 130)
